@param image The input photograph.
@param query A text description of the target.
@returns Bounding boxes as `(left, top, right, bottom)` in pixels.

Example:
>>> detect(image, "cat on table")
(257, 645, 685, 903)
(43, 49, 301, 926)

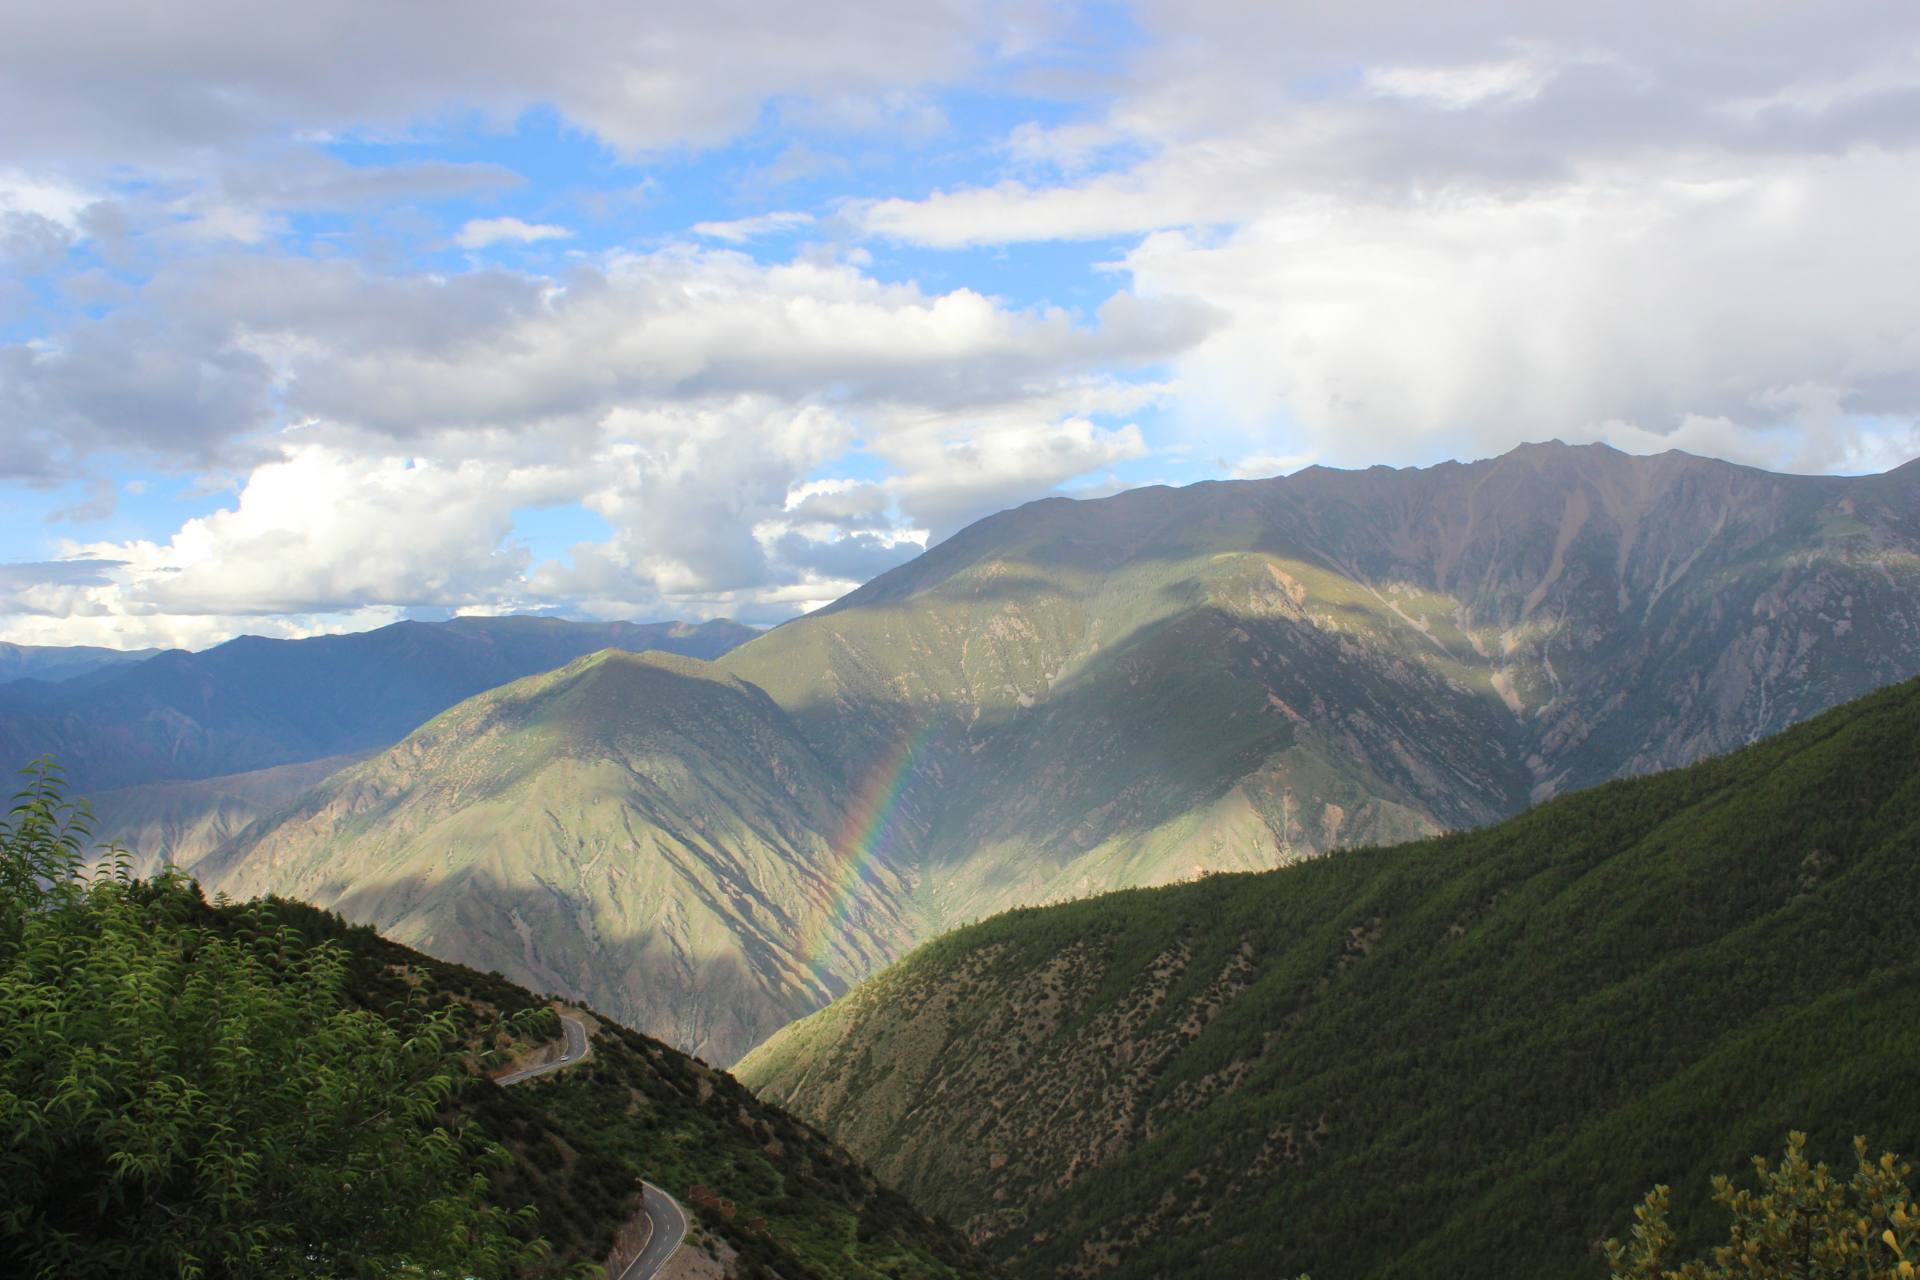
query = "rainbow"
(802, 723, 938, 994)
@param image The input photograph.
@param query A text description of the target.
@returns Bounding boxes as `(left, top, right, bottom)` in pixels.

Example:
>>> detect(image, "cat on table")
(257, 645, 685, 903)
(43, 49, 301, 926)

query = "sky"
(2, 1, 1918, 649)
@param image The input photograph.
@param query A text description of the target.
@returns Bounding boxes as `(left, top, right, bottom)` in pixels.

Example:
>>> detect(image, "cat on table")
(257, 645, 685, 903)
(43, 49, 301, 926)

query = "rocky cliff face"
(728, 442, 1920, 923)
(206, 443, 1920, 1061)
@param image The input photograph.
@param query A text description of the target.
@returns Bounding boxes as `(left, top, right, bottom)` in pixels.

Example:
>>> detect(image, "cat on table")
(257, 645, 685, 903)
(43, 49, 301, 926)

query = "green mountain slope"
(203, 650, 909, 1065)
(738, 674, 1920, 1280)
(256, 896, 994, 1280)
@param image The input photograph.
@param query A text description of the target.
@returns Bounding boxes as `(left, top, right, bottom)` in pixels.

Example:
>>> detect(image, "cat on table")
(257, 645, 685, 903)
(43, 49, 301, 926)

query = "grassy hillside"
(739, 674, 1920, 1280)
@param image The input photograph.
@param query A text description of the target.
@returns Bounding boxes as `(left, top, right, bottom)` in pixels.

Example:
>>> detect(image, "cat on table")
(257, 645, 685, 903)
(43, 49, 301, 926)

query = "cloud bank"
(2, 0, 1916, 646)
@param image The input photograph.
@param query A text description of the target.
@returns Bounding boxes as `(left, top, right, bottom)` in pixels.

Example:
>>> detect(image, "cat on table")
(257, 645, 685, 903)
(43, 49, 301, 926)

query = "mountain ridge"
(199, 648, 911, 1064)
(0, 614, 758, 791)
(0, 640, 163, 687)
(205, 442, 1920, 1062)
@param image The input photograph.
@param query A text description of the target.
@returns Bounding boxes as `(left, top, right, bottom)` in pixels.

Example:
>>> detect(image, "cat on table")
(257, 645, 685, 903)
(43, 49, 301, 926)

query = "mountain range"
(0, 641, 161, 686)
(163, 441, 1920, 1064)
(0, 614, 757, 793)
(1, 616, 757, 875)
(739, 671, 1920, 1279)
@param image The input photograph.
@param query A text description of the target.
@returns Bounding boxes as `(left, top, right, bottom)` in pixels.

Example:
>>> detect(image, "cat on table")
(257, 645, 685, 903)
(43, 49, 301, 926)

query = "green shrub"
(1607, 1133, 1920, 1279)
(0, 760, 551, 1279)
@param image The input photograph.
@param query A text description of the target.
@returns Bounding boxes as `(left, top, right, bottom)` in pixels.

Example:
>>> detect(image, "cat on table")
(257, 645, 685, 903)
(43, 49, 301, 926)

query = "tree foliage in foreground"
(1608, 1133, 1920, 1280)
(0, 760, 553, 1279)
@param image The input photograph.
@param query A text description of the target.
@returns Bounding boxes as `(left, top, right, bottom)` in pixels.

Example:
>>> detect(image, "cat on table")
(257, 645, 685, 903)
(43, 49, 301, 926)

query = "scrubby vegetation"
(276, 898, 995, 1280)
(1606, 1134, 1920, 1279)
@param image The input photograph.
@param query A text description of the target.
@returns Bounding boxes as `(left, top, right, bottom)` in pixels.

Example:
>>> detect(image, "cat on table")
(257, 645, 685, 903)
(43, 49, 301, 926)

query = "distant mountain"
(724, 441, 1920, 923)
(738, 674, 1920, 1280)
(198, 650, 904, 1065)
(0, 615, 757, 790)
(86, 752, 375, 878)
(0, 641, 161, 686)
(208, 443, 1920, 1061)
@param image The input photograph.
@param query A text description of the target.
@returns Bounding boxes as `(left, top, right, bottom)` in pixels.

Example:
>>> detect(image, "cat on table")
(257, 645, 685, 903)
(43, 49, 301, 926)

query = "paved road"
(494, 1010, 590, 1085)
(495, 1011, 688, 1280)
(616, 1182, 688, 1280)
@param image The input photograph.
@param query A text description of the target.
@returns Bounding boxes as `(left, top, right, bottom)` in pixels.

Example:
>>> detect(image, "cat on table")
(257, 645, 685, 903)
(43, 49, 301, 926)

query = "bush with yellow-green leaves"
(1607, 1133, 1919, 1279)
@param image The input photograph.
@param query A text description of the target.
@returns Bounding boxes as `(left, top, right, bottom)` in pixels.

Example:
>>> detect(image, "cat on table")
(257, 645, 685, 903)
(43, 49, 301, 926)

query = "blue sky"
(2, 0, 1917, 647)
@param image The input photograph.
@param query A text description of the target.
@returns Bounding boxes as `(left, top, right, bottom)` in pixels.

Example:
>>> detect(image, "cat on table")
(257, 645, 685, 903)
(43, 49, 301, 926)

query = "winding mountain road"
(618, 1182, 688, 1280)
(497, 1011, 688, 1280)
(494, 1009, 591, 1084)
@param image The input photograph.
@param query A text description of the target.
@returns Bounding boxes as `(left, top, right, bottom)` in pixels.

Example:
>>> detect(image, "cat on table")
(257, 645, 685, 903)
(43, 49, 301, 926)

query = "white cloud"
(691, 211, 814, 243)
(1364, 52, 1557, 109)
(1, 245, 1201, 467)
(0, 171, 95, 226)
(855, 2, 1920, 472)
(1125, 151, 1920, 466)
(60, 446, 573, 616)
(2, 242, 1198, 642)
(454, 216, 574, 249)
(878, 415, 1150, 539)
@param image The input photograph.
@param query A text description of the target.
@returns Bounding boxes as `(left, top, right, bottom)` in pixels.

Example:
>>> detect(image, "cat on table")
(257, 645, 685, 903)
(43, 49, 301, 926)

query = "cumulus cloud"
(880, 416, 1149, 539)
(10, 0, 1918, 647)
(857, 1, 1920, 470)
(4, 246, 1201, 468)
(2, 242, 1195, 641)
(49, 446, 566, 617)
(454, 217, 573, 249)
(1125, 152, 1920, 466)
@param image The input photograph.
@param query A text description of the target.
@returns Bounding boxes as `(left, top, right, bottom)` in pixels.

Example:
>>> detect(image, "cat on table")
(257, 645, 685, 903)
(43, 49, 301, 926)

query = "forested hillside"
(741, 674, 1920, 1280)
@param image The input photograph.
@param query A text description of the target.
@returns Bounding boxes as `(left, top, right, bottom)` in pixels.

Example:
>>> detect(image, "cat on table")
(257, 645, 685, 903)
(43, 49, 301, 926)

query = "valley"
(11, 9, 1914, 1276)
(151, 443, 1920, 1062)
(9, 443, 1920, 1278)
